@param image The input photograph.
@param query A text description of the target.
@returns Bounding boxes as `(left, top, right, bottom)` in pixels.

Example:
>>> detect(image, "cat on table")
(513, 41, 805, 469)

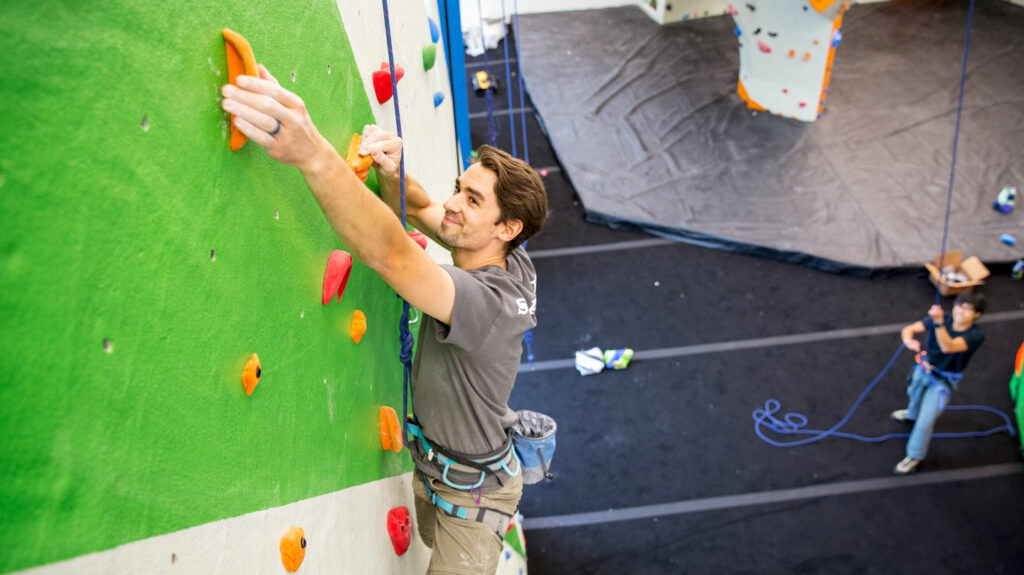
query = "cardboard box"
(924, 251, 990, 296)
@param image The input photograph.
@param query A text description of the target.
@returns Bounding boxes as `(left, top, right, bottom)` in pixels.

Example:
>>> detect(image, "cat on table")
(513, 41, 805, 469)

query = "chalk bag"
(512, 410, 557, 484)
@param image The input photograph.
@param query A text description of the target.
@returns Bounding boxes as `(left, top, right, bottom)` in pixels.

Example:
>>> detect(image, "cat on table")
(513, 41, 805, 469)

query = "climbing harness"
(914, 350, 964, 389)
(418, 472, 515, 537)
(407, 419, 521, 491)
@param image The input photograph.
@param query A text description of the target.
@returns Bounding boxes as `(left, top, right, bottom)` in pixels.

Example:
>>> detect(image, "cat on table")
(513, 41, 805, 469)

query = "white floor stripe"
(469, 106, 535, 119)
(518, 310, 1024, 373)
(524, 462, 1024, 530)
(528, 238, 675, 259)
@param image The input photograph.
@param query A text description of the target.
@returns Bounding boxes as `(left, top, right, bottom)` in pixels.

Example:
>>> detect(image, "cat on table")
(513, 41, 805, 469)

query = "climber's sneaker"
(890, 409, 914, 423)
(894, 457, 921, 475)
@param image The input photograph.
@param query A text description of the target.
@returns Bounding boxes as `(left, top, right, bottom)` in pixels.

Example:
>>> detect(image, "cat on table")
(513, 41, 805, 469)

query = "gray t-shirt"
(410, 247, 537, 482)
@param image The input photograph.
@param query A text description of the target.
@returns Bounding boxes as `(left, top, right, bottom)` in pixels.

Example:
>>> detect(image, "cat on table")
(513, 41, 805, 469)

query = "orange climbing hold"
(350, 310, 367, 344)
(241, 353, 261, 396)
(345, 134, 373, 182)
(379, 406, 403, 452)
(322, 250, 353, 306)
(222, 29, 259, 152)
(279, 527, 307, 573)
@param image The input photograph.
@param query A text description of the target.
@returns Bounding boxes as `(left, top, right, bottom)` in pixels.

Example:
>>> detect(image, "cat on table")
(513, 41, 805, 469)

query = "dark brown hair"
(954, 290, 986, 315)
(476, 145, 548, 253)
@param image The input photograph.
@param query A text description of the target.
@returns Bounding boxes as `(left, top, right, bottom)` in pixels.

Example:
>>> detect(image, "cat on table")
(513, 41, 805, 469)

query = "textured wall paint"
(0, 0, 455, 572)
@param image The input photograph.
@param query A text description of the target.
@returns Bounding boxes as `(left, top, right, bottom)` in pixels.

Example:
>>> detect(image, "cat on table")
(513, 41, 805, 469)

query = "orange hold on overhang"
(222, 29, 259, 151)
(737, 80, 766, 112)
(808, 0, 840, 13)
(241, 353, 261, 396)
(379, 406, 403, 452)
(350, 310, 367, 344)
(280, 527, 306, 573)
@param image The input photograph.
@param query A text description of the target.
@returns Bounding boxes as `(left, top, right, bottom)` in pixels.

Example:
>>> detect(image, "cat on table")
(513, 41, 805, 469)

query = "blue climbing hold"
(832, 29, 843, 48)
(433, 91, 445, 108)
(735, 27, 741, 36)
(428, 17, 440, 44)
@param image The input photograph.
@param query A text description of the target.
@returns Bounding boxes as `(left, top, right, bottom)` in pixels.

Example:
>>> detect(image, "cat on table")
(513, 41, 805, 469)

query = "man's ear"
(497, 219, 524, 244)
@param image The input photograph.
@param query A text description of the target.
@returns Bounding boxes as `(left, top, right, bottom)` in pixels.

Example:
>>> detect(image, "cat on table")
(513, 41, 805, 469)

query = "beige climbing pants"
(412, 470, 523, 575)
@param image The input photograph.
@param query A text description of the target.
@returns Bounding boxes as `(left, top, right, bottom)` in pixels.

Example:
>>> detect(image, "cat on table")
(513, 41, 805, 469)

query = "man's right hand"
(359, 125, 403, 177)
(903, 338, 921, 353)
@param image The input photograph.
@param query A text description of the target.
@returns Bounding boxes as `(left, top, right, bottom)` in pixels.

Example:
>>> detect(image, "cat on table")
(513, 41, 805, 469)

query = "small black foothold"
(746, 3, 755, 11)
(255, 367, 262, 379)
(754, 27, 762, 35)
(300, 538, 307, 549)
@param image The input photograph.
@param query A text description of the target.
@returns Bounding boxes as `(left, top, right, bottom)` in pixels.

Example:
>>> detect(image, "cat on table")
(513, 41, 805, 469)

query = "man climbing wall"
(221, 65, 548, 573)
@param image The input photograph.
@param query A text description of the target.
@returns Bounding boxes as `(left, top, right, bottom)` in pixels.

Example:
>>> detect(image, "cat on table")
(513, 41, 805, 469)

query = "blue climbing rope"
(752, 345, 1016, 447)
(476, 0, 498, 147)
(381, 0, 418, 446)
(499, 0, 516, 158)
(754, 1, 1016, 448)
(934, 0, 975, 305)
(512, 0, 529, 165)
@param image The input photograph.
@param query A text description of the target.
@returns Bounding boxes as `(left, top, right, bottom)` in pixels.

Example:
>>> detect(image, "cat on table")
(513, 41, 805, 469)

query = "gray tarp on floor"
(517, 0, 1024, 272)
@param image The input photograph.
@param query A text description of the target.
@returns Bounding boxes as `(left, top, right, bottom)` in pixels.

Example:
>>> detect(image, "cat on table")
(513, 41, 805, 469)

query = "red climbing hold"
(322, 250, 353, 305)
(387, 507, 412, 556)
(372, 63, 405, 104)
(758, 41, 771, 54)
(408, 231, 428, 249)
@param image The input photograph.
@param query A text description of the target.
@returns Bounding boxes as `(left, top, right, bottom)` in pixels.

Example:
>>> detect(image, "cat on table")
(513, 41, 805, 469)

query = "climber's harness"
(407, 421, 520, 538)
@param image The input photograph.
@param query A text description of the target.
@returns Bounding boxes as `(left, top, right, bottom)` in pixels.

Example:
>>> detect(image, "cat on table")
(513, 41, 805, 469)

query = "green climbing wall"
(0, 1, 412, 572)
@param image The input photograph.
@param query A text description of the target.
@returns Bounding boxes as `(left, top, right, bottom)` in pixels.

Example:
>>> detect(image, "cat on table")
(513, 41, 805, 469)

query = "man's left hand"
(220, 65, 330, 173)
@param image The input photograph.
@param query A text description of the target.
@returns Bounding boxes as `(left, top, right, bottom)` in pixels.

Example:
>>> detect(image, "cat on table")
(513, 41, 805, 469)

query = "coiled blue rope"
(753, 344, 1017, 446)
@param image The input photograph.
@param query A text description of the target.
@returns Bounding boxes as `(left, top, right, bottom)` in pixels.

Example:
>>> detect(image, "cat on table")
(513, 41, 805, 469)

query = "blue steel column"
(438, 0, 473, 170)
